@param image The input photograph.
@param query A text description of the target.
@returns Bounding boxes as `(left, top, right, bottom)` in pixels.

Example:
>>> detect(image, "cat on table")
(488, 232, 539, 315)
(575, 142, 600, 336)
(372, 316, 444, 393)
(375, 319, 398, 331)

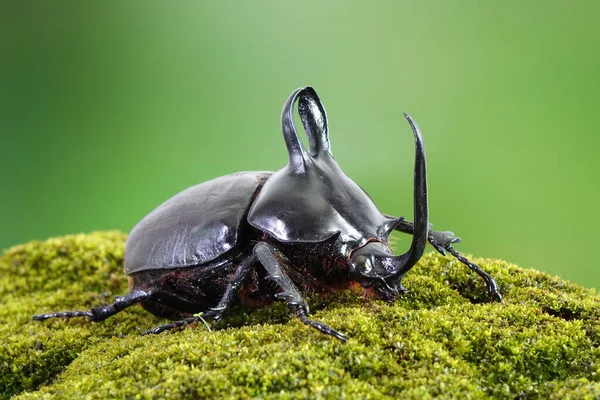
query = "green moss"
(1, 232, 599, 399)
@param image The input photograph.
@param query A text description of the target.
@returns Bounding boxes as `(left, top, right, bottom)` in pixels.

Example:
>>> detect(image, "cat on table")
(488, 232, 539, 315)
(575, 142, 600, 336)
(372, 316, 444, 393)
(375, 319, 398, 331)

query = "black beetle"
(34, 87, 501, 341)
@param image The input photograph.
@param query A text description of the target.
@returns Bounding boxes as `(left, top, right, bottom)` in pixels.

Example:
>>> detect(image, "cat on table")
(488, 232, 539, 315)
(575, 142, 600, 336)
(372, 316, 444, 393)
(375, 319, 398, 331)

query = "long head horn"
(375, 113, 429, 284)
(281, 87, 307, 173)
(280, 86, 332, 174)
(298, 87, 331, 157)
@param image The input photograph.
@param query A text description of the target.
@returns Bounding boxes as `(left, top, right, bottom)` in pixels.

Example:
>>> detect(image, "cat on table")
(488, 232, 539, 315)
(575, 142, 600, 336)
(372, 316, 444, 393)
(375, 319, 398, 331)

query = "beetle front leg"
(253, 242, 348, 342)
(33, 290, 150, 322)
(386, 215, 502, 302)
(384, 214, 460, 255)
(443, 245, 502, 302)
(143, 255, 256, 335)
(429, 235, 501, 302)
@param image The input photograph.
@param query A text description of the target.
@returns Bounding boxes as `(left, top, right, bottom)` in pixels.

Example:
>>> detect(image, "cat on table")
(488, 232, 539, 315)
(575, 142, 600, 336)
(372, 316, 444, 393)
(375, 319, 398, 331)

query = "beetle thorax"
(271, 236, 352, 291)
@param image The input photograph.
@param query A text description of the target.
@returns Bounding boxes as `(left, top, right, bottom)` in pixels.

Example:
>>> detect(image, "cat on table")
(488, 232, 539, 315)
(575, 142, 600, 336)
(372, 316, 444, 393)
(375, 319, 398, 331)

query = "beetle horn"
(298, 87, 331, 157)
(281, 87, 308, 174)
(281, 86, 332, 174)
(375, 113, 429, 283)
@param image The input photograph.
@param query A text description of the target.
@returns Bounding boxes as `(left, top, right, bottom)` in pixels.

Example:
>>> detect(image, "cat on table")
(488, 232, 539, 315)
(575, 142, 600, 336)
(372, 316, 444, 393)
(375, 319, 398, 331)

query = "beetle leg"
(199, 254, 256, 326)
(443, 244, 502, 302)
(253, 242, 348, 342)
(143, 255, 256, 335)
(383, 215, 501, 302)
(142, 317, 200, 335)
(384, 215, 461, 256)
(33, 290, 150, 322)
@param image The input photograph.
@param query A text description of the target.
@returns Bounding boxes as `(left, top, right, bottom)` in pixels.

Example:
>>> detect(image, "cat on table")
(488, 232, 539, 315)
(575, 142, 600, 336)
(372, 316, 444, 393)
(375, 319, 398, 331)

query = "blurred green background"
(1, 2, 598, 288)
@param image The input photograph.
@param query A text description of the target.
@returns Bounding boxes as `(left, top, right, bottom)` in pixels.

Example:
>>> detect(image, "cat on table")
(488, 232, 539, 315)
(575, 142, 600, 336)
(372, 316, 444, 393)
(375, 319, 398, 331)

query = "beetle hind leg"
(254, 242, 348, 342)
(33, 290, 150, 322)
(143, 255, 256, 335)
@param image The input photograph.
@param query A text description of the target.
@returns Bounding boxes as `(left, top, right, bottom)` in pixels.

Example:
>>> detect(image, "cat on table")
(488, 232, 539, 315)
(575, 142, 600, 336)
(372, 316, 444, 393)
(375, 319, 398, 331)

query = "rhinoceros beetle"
(34, 86, 501, 341)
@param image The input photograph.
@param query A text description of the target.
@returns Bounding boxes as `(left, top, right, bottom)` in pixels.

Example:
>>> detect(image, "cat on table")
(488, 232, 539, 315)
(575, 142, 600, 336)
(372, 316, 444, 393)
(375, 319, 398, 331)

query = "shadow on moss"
(1, 232, 599, 399)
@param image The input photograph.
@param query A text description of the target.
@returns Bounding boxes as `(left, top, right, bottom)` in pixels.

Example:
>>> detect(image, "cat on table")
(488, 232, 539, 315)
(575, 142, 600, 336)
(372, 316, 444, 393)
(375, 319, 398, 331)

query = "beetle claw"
(445, 246, 502, 302)
(298, 313, 348, 342)
(429, 239, 447, 256)
(490, 290, 503, 303)
(308, 320, 348, 342)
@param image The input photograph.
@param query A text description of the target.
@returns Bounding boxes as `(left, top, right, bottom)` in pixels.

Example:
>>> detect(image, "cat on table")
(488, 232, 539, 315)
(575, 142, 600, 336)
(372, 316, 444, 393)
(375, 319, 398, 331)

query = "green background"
(1, 2, 598, 288)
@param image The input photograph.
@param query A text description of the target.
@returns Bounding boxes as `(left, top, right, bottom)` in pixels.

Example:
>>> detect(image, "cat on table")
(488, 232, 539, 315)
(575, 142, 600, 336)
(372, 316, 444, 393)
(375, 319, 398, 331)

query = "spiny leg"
(386, 215, 501, 302)
(143, 254, 256, 335)
(253, 242, 348, 342)
(444, 244, 502, 302)
(33, 290, 150, 322)
(425, 235, 501, 302)
(384, 214, 460, 256)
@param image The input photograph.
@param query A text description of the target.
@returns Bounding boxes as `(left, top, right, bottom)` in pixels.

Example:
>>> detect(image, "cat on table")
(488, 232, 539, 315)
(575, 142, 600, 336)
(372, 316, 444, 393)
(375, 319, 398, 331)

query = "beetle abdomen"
(128, 260, 239, 319)
(125, 171, 272, 274)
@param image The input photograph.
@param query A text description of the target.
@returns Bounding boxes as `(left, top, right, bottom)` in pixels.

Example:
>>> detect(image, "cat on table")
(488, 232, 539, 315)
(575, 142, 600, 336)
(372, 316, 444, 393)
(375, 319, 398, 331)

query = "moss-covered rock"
(1, 232, 599, 399)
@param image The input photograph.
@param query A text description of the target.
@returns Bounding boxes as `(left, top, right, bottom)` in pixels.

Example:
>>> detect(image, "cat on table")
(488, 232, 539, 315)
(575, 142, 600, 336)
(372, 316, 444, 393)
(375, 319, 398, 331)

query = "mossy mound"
(1, 232, 599, 399)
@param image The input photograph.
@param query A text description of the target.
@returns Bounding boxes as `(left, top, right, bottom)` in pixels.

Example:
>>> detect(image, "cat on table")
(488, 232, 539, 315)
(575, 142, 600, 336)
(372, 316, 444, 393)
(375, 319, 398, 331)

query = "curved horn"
(298, 87, 331, 156)
(379, 216, 405, 239)
(377, 113, 429, 281)
(281, 87, 307, 173)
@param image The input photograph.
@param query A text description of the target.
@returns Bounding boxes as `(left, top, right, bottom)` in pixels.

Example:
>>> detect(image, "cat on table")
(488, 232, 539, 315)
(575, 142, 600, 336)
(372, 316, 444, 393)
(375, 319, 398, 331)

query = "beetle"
(34, 86, 501, 341)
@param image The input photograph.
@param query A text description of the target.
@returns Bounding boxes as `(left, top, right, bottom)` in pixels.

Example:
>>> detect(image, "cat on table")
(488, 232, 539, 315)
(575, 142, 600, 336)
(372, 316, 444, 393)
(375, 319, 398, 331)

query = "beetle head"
(349, 242, 405, 301)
